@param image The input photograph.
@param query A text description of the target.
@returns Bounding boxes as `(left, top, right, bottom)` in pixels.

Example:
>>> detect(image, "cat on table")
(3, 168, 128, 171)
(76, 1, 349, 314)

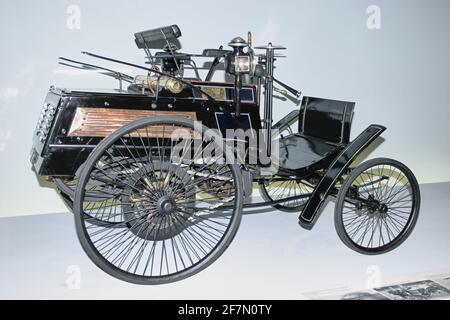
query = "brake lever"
(254, 65, 301, 98)
(273, 87, 288, 96)
(271, 76, 301, 98)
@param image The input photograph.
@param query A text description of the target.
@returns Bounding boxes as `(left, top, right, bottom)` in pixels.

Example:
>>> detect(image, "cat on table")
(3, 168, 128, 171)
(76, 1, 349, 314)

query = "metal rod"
(271, 76, 301, 97)
(235, 74, 242, 117)
(80, 51, 240, 126)
(220, 192, 312, 209)
(81, 51, 216, 101)
(205, 56, 221, 81)
(58, 57, 134, 81)
(263, 44, 275, 158)
(143, 43, 155, 67)
(160, 29, 181, 74)
(187, 60, 201, 80)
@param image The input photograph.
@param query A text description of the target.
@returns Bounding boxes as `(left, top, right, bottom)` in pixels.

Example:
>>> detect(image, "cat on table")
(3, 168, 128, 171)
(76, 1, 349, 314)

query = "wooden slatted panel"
(68, 107, 198, 139)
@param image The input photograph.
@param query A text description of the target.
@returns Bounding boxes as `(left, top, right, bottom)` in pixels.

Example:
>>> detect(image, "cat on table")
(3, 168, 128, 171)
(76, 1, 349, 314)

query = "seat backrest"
(298, 96, 355, 144)
(135, 25, 182, 49)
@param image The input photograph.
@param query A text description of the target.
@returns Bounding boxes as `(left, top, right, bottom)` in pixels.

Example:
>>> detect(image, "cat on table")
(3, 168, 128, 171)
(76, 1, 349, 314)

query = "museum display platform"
(1, 182, 449, 299)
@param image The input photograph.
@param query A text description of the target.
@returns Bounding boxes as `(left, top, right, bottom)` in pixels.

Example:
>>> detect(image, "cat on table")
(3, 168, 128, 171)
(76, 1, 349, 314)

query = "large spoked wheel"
(335, 158, 420, 255)
(258, 176, 313, 212)
(74, 116, 243, 284)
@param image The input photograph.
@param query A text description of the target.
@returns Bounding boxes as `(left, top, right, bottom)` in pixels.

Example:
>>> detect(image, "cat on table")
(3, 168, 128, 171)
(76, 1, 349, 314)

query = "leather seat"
(277, 134, 341, 173)
(274, 96, 355, 175)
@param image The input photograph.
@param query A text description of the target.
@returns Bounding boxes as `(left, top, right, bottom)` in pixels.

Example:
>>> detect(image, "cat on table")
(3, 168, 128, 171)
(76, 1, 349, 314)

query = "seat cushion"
(277, 134, 341, 172)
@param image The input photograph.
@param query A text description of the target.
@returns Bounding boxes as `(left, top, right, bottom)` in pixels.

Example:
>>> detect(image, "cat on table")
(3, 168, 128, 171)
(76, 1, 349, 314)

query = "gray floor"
(1, 182, 449, 299)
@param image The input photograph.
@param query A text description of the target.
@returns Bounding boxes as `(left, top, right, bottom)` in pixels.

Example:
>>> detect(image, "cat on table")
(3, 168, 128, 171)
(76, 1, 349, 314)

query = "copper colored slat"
(68, 107, 199, 138)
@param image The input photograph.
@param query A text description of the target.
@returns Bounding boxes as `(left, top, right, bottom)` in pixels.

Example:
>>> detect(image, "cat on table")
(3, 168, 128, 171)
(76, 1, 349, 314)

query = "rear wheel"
(335, 158, 420, 255)
(74, 116, 243, 284)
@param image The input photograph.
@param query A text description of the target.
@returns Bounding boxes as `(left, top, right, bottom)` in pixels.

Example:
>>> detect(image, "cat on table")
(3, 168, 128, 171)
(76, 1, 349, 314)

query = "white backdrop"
(1, 0, 449, 217)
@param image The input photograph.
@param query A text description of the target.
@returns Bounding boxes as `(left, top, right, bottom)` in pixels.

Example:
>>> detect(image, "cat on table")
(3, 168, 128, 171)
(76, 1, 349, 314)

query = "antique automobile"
(30, 25, 420, 284)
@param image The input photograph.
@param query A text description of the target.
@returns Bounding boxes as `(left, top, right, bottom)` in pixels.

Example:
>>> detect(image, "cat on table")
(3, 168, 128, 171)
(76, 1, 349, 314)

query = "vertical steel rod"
(264, 44, 275, 157)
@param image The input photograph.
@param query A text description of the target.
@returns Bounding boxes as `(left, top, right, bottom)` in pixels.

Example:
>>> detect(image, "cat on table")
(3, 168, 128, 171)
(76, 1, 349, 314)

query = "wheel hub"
(121, 162, 195, 241)
(367, 195, 381, 213)
(157, 196, 177, 215)
(365, 195, 389, 216)
(378, 203, 388, 214)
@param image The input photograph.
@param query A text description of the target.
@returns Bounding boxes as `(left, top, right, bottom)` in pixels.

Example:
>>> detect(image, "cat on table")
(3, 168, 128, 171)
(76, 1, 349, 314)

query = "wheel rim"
(74, 118, 242, 282)
(341, 163, 418, 251)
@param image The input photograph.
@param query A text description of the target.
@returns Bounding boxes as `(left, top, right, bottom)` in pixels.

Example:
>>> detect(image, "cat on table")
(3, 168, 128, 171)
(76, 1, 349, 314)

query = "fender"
(298, 124, 386, 229)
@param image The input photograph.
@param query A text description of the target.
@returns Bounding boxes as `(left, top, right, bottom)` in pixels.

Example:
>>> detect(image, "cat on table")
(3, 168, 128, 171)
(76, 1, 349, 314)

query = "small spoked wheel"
(259, 176, 313, 212)
(335, 158, 420, 254)
(74, 117, 243, 284)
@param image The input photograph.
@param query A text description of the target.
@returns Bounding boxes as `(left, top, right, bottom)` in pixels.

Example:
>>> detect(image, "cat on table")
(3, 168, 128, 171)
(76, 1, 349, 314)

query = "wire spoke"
(76, 120, 240, 280)
(339, 161, 418, 251)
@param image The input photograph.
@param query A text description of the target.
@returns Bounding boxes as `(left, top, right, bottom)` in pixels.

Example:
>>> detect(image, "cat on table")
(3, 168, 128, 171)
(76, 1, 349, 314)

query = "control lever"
(271, 76, 301, 98)
(254, 64, 301, 98)
(274, 87, 288, 96)
(205, 46, 225, 82)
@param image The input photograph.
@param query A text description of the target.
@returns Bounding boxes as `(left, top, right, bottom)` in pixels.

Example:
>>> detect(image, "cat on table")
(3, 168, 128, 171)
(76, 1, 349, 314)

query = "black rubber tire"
(335, 158, 420, 255)
(74, 116, 243, 285)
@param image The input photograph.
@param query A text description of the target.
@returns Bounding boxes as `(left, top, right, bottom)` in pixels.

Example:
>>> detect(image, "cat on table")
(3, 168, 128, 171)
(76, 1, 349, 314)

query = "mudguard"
(298, 124, 386, 229)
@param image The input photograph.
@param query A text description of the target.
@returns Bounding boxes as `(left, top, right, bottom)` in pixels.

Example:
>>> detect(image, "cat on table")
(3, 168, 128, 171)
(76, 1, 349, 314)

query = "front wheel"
(335, 158, 420, 255)
(74, 116, 243, 284)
